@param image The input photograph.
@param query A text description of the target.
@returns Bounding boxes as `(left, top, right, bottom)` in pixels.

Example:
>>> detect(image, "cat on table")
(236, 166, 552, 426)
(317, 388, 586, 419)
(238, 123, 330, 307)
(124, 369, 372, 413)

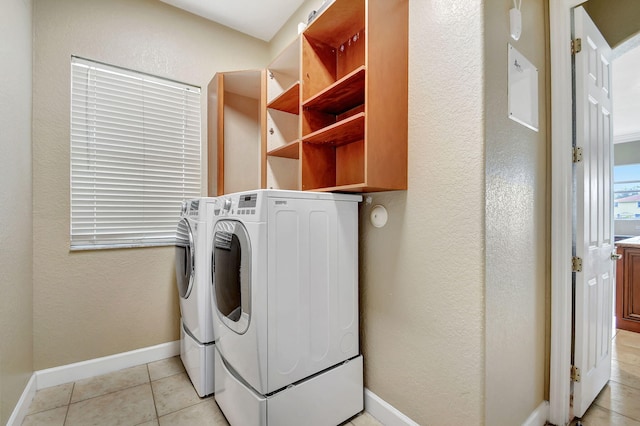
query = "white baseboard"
(364, 388, 419, 426)
(522, 401, 550, 426)
(6, 373, 37, 426)
(35, 340, 180, 390)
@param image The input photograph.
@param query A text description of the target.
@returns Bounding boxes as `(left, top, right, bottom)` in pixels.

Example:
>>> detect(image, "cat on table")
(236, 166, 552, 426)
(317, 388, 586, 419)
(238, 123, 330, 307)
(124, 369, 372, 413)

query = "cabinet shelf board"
(267, 140, 299, 159)
(302, 112, 365, 147)
(305, 0, 365, 47)
(306, 183, 367, 193)
(222, 69, 263, 100)
(267, 82, 300, 114)
(303, 66, 365, 114)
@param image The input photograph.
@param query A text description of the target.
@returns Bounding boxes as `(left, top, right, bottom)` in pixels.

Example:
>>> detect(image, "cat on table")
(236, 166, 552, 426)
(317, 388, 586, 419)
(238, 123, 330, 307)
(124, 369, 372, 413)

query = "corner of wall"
(0, 0, 34, 423)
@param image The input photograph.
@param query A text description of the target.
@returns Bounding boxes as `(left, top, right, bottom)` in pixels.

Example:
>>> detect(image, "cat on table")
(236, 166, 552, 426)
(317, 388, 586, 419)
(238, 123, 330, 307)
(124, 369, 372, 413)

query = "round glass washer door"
(175, 217, 195, 299)
(212, 220, 251, 335)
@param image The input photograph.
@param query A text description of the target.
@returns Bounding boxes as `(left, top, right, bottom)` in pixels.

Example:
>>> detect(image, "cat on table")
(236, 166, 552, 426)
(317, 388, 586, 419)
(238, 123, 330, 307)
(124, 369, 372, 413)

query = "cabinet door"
(618, 247, 640, 332)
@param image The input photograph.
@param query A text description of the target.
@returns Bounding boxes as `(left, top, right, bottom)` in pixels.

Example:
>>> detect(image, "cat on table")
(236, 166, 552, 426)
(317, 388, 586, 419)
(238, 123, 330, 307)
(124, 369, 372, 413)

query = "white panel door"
(572, 5, 614, 418)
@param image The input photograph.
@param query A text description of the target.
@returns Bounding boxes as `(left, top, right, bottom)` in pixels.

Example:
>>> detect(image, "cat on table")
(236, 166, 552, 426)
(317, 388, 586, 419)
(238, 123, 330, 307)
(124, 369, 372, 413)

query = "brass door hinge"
(572, 256, 583, 272)
(572, 38, 582, 55)
(573, 146, 583, 163)
(571, 365, 581, 382)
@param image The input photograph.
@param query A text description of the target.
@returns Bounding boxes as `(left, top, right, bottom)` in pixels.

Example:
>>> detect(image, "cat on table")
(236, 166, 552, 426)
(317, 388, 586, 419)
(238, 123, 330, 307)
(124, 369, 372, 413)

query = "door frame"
(549, 0, 594, 424)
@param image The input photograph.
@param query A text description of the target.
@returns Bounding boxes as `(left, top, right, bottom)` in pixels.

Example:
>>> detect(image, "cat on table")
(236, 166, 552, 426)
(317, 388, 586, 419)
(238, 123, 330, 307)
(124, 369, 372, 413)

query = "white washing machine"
(175, 198, 216, 397)
(209, 189, 363, 426)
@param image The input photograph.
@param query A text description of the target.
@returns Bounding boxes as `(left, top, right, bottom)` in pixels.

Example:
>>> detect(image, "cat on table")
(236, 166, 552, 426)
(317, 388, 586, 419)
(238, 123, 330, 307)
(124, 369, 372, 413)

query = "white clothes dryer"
(175, 198, 215, 397)
(209, 190, 363, 426)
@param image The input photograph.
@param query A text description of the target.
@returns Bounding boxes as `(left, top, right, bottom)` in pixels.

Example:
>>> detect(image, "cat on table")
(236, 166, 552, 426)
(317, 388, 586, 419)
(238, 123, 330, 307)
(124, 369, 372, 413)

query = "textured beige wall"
(32, 0, 269, 370)
(358, 2, 485, 423)
(0, 0, 34, 422)
(484, 0, 549, 424)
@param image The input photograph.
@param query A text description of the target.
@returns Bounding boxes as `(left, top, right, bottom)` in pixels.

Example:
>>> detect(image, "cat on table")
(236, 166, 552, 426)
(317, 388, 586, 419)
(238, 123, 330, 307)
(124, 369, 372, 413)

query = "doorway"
(549, 1, 640, 425)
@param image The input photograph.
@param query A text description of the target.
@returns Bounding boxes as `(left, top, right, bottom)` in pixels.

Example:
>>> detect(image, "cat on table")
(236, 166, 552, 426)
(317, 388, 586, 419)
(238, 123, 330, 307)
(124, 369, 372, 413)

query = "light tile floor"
(573, 329, 640, 425)
(22, 356, 382, 426)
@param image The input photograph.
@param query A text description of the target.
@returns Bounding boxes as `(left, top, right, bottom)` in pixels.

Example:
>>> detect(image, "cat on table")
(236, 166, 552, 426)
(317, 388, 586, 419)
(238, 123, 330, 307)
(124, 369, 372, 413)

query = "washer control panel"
(181, 199, 201, 219)
(214, 193, 259, 219)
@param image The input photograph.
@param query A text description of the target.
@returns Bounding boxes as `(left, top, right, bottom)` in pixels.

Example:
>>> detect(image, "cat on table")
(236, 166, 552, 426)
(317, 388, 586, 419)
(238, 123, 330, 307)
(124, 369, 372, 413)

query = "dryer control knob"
(223, 198, 232, 211)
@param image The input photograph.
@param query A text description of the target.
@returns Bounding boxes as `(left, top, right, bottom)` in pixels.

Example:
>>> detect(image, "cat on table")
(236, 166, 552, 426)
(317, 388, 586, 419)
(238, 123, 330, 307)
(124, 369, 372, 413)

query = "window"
(70, 57, 201, 249)
(613, 163, 640, 220)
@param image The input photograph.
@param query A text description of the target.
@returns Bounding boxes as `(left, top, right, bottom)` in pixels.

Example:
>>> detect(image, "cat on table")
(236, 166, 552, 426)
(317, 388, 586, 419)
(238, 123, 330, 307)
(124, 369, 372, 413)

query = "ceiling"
(159, 0, 307, 42)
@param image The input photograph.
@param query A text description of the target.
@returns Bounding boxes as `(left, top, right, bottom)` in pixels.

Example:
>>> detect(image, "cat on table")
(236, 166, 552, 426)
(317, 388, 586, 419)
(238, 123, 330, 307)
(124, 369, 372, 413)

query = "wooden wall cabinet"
(616, 238, 640, 333)
(208, 0, 408, 194)
(207, 70, 265, 196)
(300, 0, 408, 192)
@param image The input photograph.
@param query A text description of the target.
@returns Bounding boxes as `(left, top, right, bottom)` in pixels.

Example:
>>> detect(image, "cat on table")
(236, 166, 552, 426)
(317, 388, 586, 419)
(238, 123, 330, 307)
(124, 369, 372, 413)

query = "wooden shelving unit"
(209, 0, 408, 194)
(300, 0, 408, 192)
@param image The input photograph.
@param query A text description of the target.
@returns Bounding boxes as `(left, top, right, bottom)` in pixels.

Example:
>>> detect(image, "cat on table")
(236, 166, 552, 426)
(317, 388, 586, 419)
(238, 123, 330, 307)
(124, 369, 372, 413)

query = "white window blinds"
(70, 57, 201, 249)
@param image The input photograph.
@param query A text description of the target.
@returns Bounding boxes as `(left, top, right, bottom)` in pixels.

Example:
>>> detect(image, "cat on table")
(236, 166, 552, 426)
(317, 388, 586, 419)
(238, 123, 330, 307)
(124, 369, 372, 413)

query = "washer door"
(212, 220, 251, 335)
(175, 217, 195, 299)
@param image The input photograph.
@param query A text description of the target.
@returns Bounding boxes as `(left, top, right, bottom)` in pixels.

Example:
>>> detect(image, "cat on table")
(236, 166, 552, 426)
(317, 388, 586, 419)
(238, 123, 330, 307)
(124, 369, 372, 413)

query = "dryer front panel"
(266, 197, 360, 393)
(212, 220, 251, 335)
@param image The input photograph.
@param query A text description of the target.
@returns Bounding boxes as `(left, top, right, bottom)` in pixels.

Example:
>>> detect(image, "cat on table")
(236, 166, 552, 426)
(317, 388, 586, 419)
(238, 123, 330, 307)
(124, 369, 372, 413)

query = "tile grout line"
(63, 382, 75, 426)
(66, 381, 152, 405)
(592, 401, 640, 423)
(608, 375, 640, 393)
(154, 394, 213, 419)
(147, 363, 161, 424)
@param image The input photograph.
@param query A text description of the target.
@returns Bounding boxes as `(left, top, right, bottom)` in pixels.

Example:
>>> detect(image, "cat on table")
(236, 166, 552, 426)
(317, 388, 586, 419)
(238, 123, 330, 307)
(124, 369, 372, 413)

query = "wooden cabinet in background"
(207, 70, 265, 196)
(616, 237, 640, 333)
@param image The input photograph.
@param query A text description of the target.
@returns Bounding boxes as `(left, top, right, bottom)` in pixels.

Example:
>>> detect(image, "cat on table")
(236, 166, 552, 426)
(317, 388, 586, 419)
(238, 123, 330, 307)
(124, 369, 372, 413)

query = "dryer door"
(212, 220, 251, 335)
(175, 217, 195, 299)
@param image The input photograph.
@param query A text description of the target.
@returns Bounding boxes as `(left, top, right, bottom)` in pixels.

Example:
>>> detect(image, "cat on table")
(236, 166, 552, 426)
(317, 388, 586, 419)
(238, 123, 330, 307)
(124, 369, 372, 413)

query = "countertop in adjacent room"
(616, 236, 640, 248)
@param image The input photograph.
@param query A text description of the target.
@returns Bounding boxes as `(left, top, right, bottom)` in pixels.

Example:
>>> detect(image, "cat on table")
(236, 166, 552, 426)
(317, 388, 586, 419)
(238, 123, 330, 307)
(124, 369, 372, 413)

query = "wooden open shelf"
(267, 82, 300, 114)
(267, 140, 299, 159)
(301, 138, 364, 191)
(303, 67, 365, 115)
(302, 113, 364, 147)
(211, 0, 408, 194)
